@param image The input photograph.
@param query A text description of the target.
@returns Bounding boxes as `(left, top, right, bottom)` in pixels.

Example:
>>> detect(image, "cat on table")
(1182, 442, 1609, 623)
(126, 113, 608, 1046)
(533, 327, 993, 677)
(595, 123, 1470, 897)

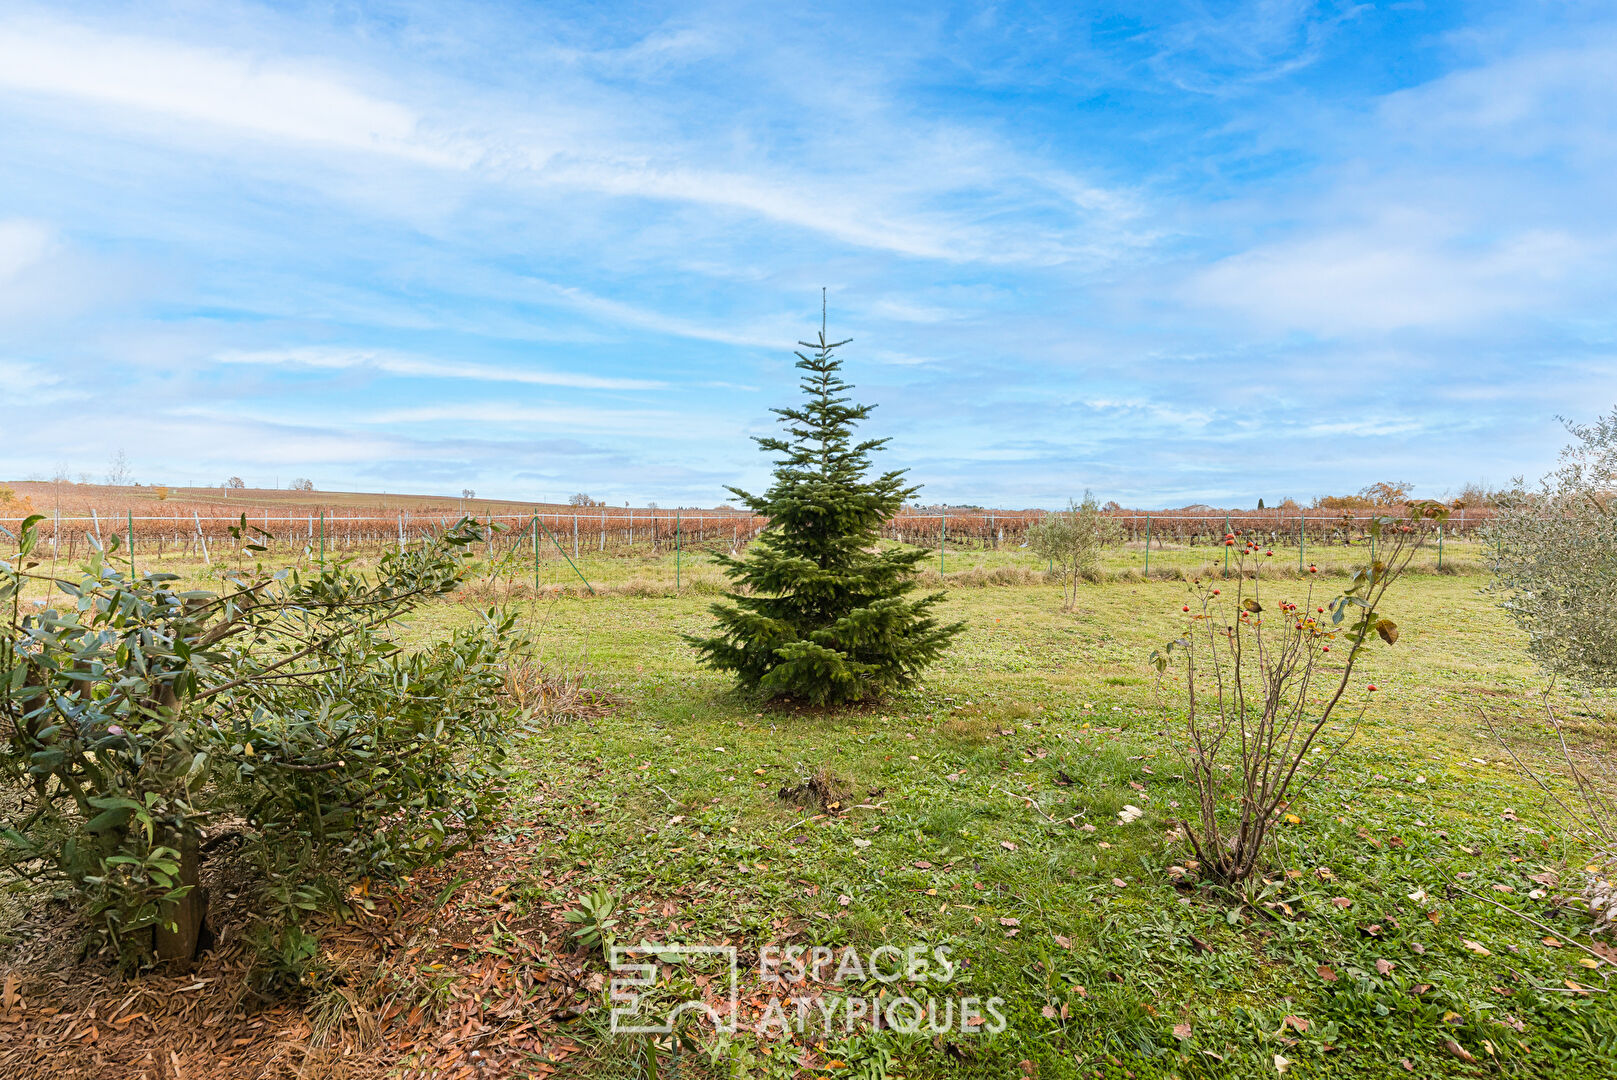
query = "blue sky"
(1, 1, 1614, 509)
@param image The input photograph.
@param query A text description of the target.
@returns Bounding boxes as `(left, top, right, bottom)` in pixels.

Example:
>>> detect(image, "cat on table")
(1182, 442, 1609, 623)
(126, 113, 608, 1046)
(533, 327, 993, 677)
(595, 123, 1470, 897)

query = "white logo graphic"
(609, 944, 740, 1035)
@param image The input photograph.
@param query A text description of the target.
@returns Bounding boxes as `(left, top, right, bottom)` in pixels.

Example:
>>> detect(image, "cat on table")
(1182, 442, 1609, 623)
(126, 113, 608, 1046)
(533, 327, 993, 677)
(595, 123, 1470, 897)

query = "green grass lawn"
(6, 542, 1607, 1077)
(393, 565, 1617, 1078)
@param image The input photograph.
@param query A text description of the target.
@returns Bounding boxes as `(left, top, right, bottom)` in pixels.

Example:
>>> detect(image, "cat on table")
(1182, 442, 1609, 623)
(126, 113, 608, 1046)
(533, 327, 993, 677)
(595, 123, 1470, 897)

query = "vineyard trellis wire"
(0, 507, 1496, 563)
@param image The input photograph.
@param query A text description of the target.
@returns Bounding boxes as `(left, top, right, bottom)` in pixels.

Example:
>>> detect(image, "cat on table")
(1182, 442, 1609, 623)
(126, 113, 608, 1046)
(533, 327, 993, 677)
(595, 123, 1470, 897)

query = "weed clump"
(778, 766, 854, 811)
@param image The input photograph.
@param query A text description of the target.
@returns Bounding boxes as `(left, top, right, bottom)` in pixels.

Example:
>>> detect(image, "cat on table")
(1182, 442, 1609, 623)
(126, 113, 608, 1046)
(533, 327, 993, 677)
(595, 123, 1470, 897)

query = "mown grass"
(396, 568, 1617, 1078)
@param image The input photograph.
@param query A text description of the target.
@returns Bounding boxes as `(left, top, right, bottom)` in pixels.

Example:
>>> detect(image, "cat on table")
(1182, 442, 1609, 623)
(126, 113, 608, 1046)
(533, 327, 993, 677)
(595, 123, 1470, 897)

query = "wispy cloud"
(0, 12, 1137, 266)
(216, 347, 665, 391)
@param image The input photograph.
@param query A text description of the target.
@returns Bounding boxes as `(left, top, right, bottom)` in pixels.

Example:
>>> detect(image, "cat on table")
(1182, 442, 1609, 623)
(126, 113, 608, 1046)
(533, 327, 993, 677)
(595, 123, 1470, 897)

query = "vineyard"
(0, 483, 1496, 563)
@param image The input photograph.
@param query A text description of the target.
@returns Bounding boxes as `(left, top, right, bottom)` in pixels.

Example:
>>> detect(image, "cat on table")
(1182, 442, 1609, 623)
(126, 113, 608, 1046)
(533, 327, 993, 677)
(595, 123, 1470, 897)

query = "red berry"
(1212, 589, 1220, 595)
(1182, 605, 1190, 612)
(1322, 645, 1329, 652)
(1368, 684, 1378, 692)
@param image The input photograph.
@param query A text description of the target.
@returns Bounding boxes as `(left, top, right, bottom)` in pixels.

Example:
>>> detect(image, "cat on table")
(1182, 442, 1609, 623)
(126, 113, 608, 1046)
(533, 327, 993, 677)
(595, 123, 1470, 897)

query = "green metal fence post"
(533, 514, 540, 598)
(128, 509, 135, 576)
(940, 511, 946, 574)
(675, 509, 681, 590)
(1298, 514, 1305, 572)
(1144, 514, 1151, 578)
(1437, 524, 1444, 570)
(318, 509, 325, 565)
(1224, 513, 1230, 576)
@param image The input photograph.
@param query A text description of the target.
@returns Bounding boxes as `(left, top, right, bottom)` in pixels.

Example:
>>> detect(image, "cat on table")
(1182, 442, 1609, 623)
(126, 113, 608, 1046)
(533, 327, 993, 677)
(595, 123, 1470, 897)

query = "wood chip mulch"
(0, 831, 604, 1080)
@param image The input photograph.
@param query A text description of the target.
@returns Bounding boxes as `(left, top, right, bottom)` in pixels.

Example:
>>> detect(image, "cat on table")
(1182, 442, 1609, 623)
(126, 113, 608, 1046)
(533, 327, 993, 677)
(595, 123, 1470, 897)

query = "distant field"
(0, 480, 643, 518)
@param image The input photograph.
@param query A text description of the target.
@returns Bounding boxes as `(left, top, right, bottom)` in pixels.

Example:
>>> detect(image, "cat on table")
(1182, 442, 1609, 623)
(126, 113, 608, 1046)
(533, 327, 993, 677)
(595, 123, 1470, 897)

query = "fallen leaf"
(1462, 939, 1491, 956)
(1316, 965, 1337, 982)
(1375, 958, 1396, 975)
(1284, 1015, 1308, 1032)
(1001, 841, 1018, 851)
(999, 917, 1021, 927)
(1274, 1053, 1291, 1074)
(1444, 1039, 1477, 1064)
(1330, 897, 1353, 909)
(1053, 934, 1072, 949)
(1542, 936, 1562, 948)
(1172, 1022, 1192, 1040)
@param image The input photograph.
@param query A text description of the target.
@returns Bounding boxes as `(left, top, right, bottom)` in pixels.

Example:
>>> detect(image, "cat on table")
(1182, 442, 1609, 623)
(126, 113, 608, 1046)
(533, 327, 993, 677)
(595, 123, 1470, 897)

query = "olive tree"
(1490, 408, 1617, 686)
(1026, 493, 1122, 609)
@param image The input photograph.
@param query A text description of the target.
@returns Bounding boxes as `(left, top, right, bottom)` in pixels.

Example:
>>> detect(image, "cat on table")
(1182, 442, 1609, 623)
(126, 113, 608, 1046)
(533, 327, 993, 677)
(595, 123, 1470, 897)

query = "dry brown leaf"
(1444, 1039, 1477, 1064)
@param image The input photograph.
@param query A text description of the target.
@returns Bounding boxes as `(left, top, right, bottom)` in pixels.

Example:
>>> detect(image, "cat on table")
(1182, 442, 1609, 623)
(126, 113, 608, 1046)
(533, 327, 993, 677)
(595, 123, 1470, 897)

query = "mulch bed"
(0, 833, 603, 1079)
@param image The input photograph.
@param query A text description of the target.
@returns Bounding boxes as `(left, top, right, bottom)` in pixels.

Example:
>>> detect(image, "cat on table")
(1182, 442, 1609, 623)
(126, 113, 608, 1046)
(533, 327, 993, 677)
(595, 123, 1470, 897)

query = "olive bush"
(1, 515, 528, 968)
(1490, 408, 1617, 686)
(1026, 493, 1123, 609)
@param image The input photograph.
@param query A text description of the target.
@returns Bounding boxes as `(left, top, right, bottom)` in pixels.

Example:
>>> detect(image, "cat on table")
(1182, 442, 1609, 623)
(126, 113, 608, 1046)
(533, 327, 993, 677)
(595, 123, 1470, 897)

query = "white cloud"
(1187, 220, 1583, 335)
(0, 13, 1138, 266)
(0, 357, 66, 400)
(521, 279, 787, 348)
(216, 346, 664, 391)
(361, 402, 690, 436)
(0, 219, 53, 281)
(0, 18, 462, 166)
(1377, 40, 1617, 161)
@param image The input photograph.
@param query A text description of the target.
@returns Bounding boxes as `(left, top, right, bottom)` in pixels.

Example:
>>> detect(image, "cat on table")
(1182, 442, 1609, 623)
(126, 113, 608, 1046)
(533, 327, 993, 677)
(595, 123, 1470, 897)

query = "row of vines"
(0, 507, 1497, 561)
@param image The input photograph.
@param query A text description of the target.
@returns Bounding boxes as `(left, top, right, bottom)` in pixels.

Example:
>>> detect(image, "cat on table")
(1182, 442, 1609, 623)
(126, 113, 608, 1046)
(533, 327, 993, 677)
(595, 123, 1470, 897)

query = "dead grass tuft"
(502, 657, 615, 725)
(777, 766, 854, 811)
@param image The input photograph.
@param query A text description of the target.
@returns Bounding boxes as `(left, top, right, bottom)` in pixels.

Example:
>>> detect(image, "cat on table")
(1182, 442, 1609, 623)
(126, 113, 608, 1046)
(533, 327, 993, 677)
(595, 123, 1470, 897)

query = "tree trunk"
(154, 831, 208, 963)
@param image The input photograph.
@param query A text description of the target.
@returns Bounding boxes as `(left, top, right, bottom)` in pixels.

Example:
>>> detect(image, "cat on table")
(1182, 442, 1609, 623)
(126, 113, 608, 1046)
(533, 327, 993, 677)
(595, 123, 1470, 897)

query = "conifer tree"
(688, 303, 963, 705)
